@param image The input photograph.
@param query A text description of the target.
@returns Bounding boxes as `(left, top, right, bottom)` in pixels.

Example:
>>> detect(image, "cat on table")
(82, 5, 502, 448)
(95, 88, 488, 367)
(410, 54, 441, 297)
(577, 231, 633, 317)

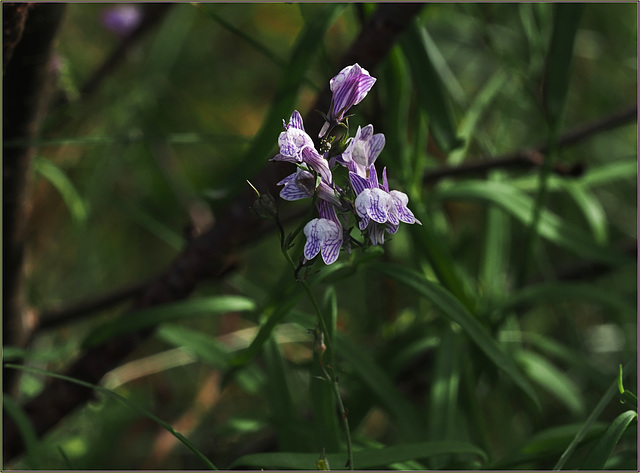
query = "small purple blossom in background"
(269, 64, 420, 265)
(101, 5, 142, 37)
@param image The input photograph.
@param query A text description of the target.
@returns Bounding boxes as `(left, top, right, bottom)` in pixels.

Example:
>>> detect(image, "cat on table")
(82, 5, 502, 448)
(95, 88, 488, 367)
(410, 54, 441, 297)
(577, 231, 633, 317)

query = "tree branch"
(423, 103, 637, 183)
(2, 4, 425, 463)
(2, 4, 66, 392)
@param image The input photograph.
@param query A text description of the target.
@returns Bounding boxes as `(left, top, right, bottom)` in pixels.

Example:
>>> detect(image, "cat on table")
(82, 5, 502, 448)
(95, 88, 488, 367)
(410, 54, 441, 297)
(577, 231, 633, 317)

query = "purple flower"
(340, 124, 385, 176)
(330, 64, 376, 120)
(303, 201, 343, 265)
(349, 165, 420, 245)
(101, 5, 142, 37)
(272, 111, 332, 183)
(320, 64, 376, 138)
(277, 166, 341, 206)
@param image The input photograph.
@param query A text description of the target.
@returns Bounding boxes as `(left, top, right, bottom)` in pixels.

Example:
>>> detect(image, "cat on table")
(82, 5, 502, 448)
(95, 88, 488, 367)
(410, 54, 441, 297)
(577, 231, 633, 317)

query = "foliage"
(5, 3, 637, 470)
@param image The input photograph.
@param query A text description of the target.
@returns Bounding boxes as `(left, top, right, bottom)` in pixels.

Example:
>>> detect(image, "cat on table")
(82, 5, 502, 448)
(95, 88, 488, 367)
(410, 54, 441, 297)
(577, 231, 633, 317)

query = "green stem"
(280, 247, 354, 470)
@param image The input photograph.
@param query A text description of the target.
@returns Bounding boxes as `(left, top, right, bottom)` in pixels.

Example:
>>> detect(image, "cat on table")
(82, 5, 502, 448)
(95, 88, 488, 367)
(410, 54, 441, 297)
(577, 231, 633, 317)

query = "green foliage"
(6, 3, 636, 471)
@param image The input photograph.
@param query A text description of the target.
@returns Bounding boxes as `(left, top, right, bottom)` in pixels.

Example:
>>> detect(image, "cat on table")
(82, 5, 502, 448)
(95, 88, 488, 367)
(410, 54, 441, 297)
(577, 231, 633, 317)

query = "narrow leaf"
(433, 180, 629, 266)
(400, 21, 464, 154)
(230, 441, 487, 469)
(372, 262, 540, 409)
(581, 410, 637, 470)
(4, 364, 218, 470)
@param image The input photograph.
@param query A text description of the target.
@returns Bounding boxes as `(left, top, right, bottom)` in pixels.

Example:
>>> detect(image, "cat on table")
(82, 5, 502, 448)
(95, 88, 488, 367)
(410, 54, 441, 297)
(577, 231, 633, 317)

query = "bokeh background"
(4, 3, 637, 470)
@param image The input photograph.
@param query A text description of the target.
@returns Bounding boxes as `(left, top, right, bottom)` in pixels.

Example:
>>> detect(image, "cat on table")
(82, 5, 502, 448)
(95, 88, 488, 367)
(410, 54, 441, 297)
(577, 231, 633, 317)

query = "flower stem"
(280, 247, 354, 470)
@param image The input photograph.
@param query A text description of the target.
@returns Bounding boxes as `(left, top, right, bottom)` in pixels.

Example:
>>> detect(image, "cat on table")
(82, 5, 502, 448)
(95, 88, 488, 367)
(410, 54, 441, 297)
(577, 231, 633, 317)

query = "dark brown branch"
(423, 103, 637, 184)
(2, 3, 31, 75)
(36, 280, 151, 332)
(2, 4, 66, 392)
(2, 4, 425, 463)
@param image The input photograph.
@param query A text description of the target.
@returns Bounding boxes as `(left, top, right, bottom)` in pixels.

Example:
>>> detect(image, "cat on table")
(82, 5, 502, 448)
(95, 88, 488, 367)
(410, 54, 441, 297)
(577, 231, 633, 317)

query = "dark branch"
(2, 3, 66, 393)
(423, 103, 637, 184)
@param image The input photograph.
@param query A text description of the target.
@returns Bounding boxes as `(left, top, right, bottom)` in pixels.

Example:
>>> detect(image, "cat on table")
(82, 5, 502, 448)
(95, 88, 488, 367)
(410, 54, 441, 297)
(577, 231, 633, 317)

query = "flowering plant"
(269, 63, 420, 266)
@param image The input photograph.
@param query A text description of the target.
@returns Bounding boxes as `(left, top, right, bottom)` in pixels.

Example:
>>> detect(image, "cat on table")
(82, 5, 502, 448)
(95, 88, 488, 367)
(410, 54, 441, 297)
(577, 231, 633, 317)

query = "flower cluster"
(272, 64, 420, 265)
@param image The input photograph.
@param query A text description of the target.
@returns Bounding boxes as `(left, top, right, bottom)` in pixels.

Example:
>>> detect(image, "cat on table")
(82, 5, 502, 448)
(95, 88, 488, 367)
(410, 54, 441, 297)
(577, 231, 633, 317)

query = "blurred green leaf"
(581, 410, 637, 470)
(82, 296, 256, 348)
(3, 394, 41, 469)
(337, 334, 426, 441)
(554, 357, 636, 469)
(543, 3, 584, 125)
(400, 21, 464, 154)
(155, 324, 264, 394)
(4, 364, 218, 470)
(491, 422, 608, 469)
(495, 282, 635, 321)
(33, 156, 88, 226)
(229, 440, 487, 469)
(560, 181, 609, 245)
(433, 180, 629, 266)
(515, 349, 585, 417)
(372, 262, 540, 410)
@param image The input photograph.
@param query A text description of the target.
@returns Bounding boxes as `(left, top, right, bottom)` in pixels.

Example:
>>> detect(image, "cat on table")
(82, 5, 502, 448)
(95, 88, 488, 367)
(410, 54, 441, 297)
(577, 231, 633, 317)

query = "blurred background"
(3, 3, 637, 470)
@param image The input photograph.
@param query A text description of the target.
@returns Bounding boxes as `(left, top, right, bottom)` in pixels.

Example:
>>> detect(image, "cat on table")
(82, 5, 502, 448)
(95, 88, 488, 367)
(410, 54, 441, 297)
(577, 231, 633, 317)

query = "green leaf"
(490, 422, 608, 469)
(448, 69, 509, 166)
(400, 21, 464, 154)
(3, 394, 42, 469)
(554, 357, 636, 470)
(560, 181, 608, 245)
(229, 441, 487, 469)
(155, 324, 264, 394)
(371, 262, 540, 410)
(33, 156, 88, 226)
(336, 334, 426, 441)
(495, 282, 635, 321)
(543, 3, 585, 125)
(515, 349, 585, 417)
(82, 296, 256, 348)
(581, 410, 637, 470)
(4, 364, 218, 470)
(432, 180, 629, 266)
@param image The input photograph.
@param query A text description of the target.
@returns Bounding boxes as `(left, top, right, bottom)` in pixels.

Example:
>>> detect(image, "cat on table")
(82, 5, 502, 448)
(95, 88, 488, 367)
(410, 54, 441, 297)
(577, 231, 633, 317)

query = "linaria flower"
(273, 111, 332, 183)
(320, 64, 376, 138)
(277, 166, 341, 206)
(350, 165, 420, 245)
(101, 5, 142, 37)
(340, 124, 385, 177)
(303, 201, 343, 265)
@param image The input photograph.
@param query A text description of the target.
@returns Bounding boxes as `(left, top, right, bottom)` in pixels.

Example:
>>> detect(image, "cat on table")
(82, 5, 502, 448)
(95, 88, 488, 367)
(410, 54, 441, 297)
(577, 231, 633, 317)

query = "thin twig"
(36, 280, 150, 332)
(423, 103, 637, 184)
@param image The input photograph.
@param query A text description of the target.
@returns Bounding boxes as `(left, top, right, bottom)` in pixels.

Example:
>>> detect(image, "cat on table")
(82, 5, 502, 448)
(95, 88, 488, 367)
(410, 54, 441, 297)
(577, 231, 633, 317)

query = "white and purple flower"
(303, 201, 343, 265)
(320, 64, 376, 138)
(350, 165, 420, 246)
(272, 110, 332, 184)
(339, 124, 385, 176)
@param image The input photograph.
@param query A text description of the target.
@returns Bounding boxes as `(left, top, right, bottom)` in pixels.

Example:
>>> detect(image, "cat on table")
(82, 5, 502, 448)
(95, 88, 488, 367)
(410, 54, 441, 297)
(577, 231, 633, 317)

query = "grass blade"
(229, 440, 487, 469)
(33, 156, 88, 226)
(580, 410, 637, 469)
(372, 262, 540, 410)
(400, 20, 463, 154)
(433, 180, 629, 266)
(4, 364, 218, 470)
